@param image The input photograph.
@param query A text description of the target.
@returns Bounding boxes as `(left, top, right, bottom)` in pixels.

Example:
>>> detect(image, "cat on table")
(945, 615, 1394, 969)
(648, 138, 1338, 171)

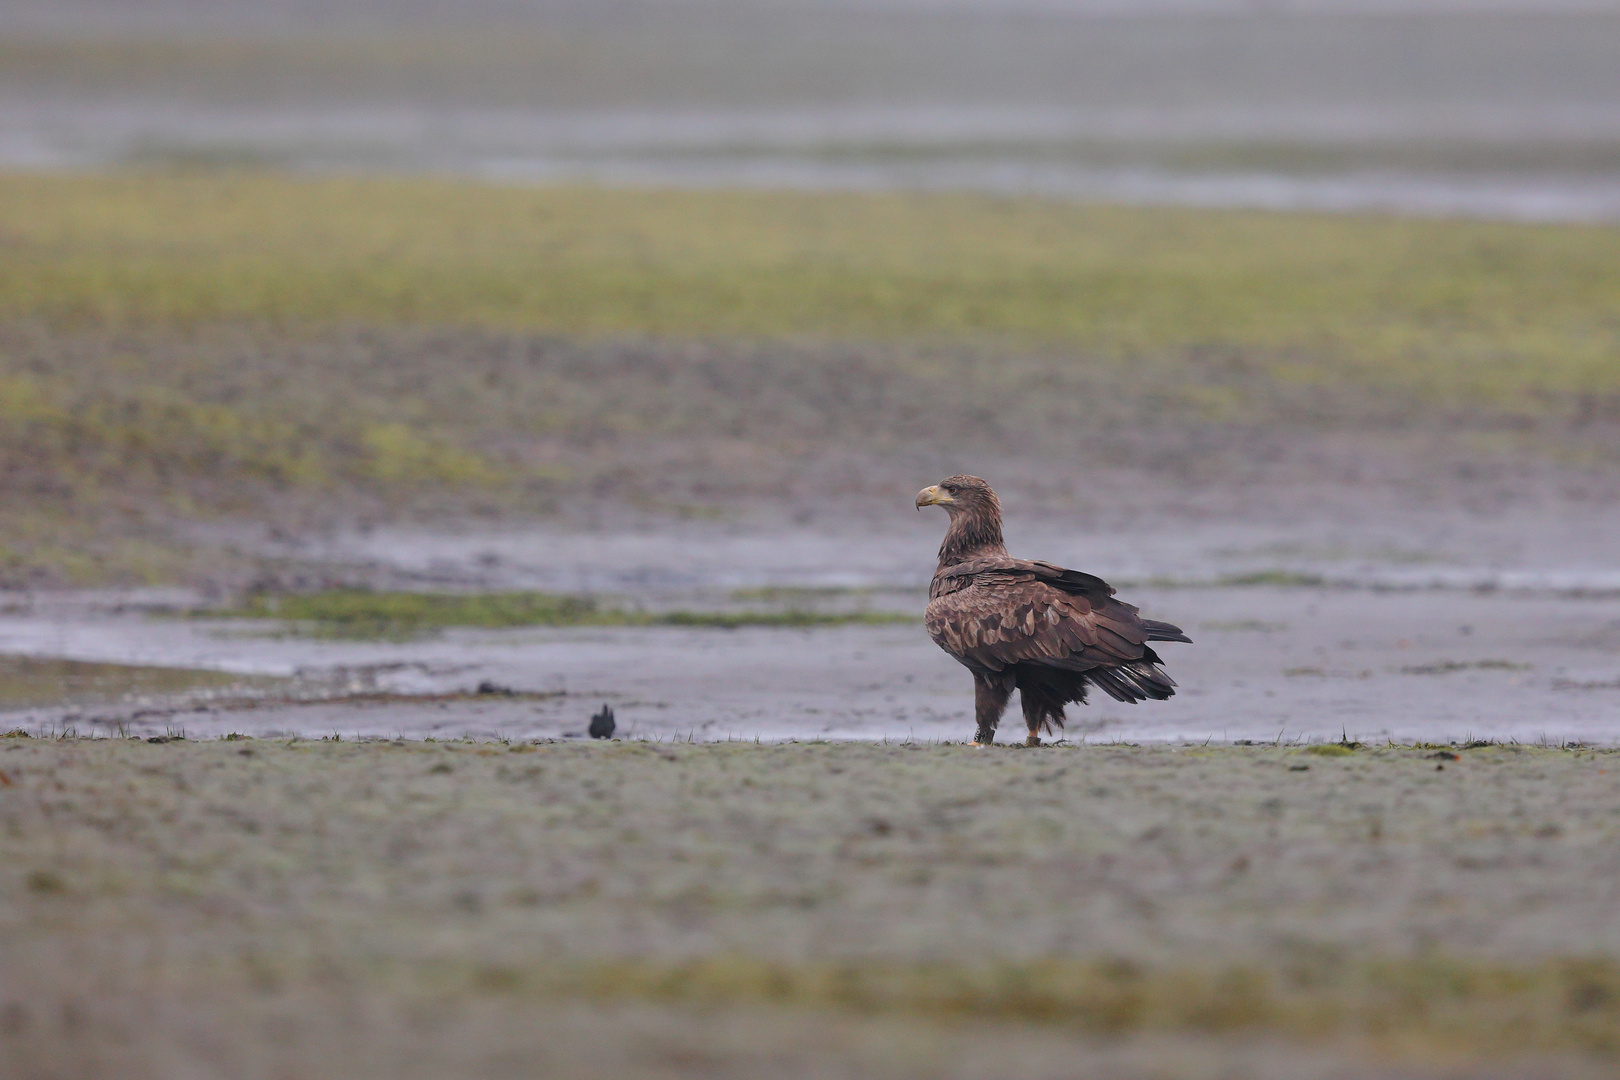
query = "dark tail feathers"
(1142, 619, 1192, 644)
(1087, 660, 1177, 704)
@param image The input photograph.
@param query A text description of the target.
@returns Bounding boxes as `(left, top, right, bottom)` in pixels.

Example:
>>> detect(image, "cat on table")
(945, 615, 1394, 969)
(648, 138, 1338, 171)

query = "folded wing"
(925, 557, 1190, 702)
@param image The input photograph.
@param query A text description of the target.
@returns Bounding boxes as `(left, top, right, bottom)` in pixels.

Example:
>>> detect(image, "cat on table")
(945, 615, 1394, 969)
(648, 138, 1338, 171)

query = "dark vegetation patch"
(498, 953, 1620, 1053)
(0, 654, 259, 710)
(1399, 659, 1533, 675)
(1212, 571, 1329, 588)
(1554, 678, 1620, 691)
(198, 589, 914, 639)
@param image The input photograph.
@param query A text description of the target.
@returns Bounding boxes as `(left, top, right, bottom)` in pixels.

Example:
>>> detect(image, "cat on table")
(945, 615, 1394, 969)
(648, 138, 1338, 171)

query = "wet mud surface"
(2, 738, 1616, 1079)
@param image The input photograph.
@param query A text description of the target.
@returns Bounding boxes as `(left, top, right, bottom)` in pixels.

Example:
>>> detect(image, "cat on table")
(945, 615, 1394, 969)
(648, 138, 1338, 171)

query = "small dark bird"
(589, 704, 616, 739)
(916, 475, 1191, 747)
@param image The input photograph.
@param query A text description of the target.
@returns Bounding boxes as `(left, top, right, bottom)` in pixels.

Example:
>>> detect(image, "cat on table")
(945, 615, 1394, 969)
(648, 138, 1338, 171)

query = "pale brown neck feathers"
(937, 496, 1007, 566)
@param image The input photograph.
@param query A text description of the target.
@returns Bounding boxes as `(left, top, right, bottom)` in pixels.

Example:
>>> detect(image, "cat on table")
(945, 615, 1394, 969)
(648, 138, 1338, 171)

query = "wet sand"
(2, 737, 1616, 1079)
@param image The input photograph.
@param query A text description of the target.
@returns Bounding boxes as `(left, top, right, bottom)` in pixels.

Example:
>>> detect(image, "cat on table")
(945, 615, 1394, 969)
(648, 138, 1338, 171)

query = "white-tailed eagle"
(916, 475, 1190, 746)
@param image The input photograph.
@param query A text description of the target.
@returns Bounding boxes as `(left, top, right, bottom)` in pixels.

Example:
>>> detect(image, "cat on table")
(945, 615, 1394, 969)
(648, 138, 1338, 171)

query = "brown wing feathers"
(928, 568, 1173, 674)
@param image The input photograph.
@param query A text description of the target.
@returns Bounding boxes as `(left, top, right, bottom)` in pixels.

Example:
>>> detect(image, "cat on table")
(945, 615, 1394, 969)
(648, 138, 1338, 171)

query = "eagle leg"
(1017, 670, 1071, 746)
(971, 670, 1014, 746)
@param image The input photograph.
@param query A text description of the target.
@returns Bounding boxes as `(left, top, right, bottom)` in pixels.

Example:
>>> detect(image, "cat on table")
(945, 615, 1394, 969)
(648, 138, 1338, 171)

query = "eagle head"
(918, 475, 1008, 566)
(916, 474, 997, 515)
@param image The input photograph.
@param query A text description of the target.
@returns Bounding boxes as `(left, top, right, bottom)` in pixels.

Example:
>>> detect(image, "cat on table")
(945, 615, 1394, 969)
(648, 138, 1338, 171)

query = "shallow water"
(4, 587, 1620, 745)
(5, 511, 1620, 745)
(5, 100, 1620, 223)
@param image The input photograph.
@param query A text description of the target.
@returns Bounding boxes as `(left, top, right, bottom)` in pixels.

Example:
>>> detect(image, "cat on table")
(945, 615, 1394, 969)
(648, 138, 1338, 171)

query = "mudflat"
(2, 736, 1617, 1079)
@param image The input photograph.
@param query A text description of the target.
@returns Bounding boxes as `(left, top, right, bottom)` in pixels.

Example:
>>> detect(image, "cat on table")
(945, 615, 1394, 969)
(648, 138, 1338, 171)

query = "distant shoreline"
(3, 9, 1620, 221)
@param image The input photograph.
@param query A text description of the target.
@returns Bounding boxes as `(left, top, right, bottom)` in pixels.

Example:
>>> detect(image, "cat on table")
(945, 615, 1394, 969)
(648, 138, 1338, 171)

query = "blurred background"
(4, 0, 1620, 219)
(0, 0, 1618, 741)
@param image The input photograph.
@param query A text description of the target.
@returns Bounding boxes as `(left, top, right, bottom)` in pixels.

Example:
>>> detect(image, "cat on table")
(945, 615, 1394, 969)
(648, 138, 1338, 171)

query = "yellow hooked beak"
(915, 485, 954, 510)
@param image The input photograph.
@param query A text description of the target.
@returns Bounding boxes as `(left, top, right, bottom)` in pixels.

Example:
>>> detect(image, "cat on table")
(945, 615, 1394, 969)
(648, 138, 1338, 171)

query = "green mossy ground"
(2, 174, 1617, 395)
(0, 172, 1615, 585)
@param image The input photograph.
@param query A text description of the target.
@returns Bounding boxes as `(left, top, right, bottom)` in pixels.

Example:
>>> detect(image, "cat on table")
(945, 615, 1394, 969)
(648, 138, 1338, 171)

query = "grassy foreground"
(2, 737, 1617, 1078)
